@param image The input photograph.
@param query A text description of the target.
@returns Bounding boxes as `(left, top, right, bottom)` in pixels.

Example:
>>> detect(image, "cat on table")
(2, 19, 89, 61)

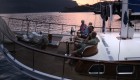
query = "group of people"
(66, 20, 100, 64)
(77, 20, 94, 39)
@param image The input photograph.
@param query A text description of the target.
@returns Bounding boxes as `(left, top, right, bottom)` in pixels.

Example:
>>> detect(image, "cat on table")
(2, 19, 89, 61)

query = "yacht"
(0, 0, 140, 80)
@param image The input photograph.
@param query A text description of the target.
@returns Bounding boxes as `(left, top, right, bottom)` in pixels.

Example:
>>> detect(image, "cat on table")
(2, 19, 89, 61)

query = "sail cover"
(0, 17, 17, 43)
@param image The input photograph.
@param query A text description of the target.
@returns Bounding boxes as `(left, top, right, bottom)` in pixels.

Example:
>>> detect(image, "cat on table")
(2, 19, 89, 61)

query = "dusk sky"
(74, 0, 115, 5)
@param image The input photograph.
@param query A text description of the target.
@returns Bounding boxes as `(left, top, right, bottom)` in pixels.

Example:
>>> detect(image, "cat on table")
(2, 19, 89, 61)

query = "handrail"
(1, 15, 140, 33)
(6, 16, 140, 35)
(2, 16, 122, 34)
(2, 16, 79, 27)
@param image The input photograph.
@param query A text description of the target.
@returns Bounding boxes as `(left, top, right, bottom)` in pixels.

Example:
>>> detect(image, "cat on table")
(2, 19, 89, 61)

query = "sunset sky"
(74, 0, 115, 5)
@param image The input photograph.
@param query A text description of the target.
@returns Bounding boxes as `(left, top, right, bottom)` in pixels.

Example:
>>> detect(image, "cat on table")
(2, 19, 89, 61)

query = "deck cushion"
(48, 41, 60, 47)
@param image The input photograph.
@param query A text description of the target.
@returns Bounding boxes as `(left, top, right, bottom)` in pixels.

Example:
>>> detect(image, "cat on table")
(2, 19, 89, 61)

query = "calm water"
(0, 12, 121, 33)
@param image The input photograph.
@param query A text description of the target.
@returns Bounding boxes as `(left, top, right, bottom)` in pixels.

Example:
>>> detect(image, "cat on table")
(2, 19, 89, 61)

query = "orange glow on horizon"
(73, 0, 115, 5)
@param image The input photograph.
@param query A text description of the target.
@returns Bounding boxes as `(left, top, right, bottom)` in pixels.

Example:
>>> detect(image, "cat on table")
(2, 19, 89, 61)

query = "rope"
(94, 13, 96, 27)
(121, 2, 140, 6)
(118, 36, 121, 61)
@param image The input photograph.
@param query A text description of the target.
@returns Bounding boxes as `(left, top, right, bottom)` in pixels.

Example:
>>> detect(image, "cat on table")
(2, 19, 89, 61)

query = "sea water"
(0, 12, 121, 34)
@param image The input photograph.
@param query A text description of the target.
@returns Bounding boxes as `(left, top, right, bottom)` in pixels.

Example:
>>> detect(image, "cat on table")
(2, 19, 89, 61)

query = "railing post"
(134, 21, 136, 31)
(13, 42, 16, 60)
(61, 24, 64, 34)
(2, 31, 4, 43)
(97, 61, 100, 80)
(11, 19, 14, 29)
(32, 51, 35, 71)
(134, 65, 137, 80)
(74, 25, 77, 36)
(110, 27, 112, 32)
(7, 18, 10, 27)
(21, 20, 24, 31)
(35, 22, 37, 32)
(48, 23, 51, 34)
(27, 21, 30, 36)
(116, 63, 119, 80)
(62, 57, 66, 80)
(66, 42, 69, 55)
(26, 18, 30, 36)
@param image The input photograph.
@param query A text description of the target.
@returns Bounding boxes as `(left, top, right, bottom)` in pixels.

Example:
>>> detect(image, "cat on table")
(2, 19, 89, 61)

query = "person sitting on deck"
(77, 20, 89, 39)
(71, 31, 100, 57)
(75, 22, 94, 41)
(20, 32, 49, 49)
(88, 22, 94, 33)
(79, 20, 87, 34)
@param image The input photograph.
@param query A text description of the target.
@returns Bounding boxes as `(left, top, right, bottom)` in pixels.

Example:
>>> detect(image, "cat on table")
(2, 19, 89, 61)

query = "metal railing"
(3, 16, 78, 35)
(4, 16, 140, 34)
(1, 16, 127, 35)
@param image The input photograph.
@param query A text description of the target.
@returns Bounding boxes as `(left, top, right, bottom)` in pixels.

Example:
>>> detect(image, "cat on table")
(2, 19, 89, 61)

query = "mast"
(120, 0, 128, 39)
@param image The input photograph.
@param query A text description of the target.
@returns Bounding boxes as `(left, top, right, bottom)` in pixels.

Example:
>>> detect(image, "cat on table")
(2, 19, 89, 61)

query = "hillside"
(0, 0, 78, 13)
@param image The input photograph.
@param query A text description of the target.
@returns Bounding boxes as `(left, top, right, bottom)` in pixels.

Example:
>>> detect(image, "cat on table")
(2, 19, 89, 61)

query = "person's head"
(91, 31, 97, 38)
(89, 22, 92, 26)
(81, 20, 85, 24)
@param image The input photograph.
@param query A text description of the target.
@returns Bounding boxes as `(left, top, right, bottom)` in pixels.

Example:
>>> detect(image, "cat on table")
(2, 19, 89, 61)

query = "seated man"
(71, 31, 100, 57)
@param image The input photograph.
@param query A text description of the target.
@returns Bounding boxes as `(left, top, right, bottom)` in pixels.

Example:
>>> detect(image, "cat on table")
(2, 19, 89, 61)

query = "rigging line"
(120, 2, 140, 6)
(100, 1, 140, 6)
(117, 0, 122, 61)
(118, 35, 121, 61)
(118, 6, 123, 61)
(94, 13, 96, 27)
(99, 0, 102, 29)
(128, 3, 140, 6)
(93, 0, 98, 27)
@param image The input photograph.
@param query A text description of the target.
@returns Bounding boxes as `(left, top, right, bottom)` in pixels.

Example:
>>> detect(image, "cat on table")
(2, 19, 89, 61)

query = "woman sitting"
(77, 20, 89, 39)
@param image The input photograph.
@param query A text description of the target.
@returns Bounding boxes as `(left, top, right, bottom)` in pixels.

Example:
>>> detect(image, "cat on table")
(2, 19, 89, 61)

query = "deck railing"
(1, 16, 129, 35)
(0, 17, 140, 80)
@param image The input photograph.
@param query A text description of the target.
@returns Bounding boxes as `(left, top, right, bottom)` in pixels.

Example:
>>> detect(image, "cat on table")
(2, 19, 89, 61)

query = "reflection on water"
(0, 12, 121, 33)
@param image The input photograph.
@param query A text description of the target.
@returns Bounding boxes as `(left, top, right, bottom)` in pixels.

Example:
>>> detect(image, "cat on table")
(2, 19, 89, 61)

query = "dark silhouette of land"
(0, 0, 78, 13)
(0, 0, 122, 14)
(63, 1, 121, 14)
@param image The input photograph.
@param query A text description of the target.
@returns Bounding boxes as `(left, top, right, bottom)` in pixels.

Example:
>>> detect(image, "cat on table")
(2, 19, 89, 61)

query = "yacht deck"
(58, 32, 140, 61)
(1, 32, 140, 80)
